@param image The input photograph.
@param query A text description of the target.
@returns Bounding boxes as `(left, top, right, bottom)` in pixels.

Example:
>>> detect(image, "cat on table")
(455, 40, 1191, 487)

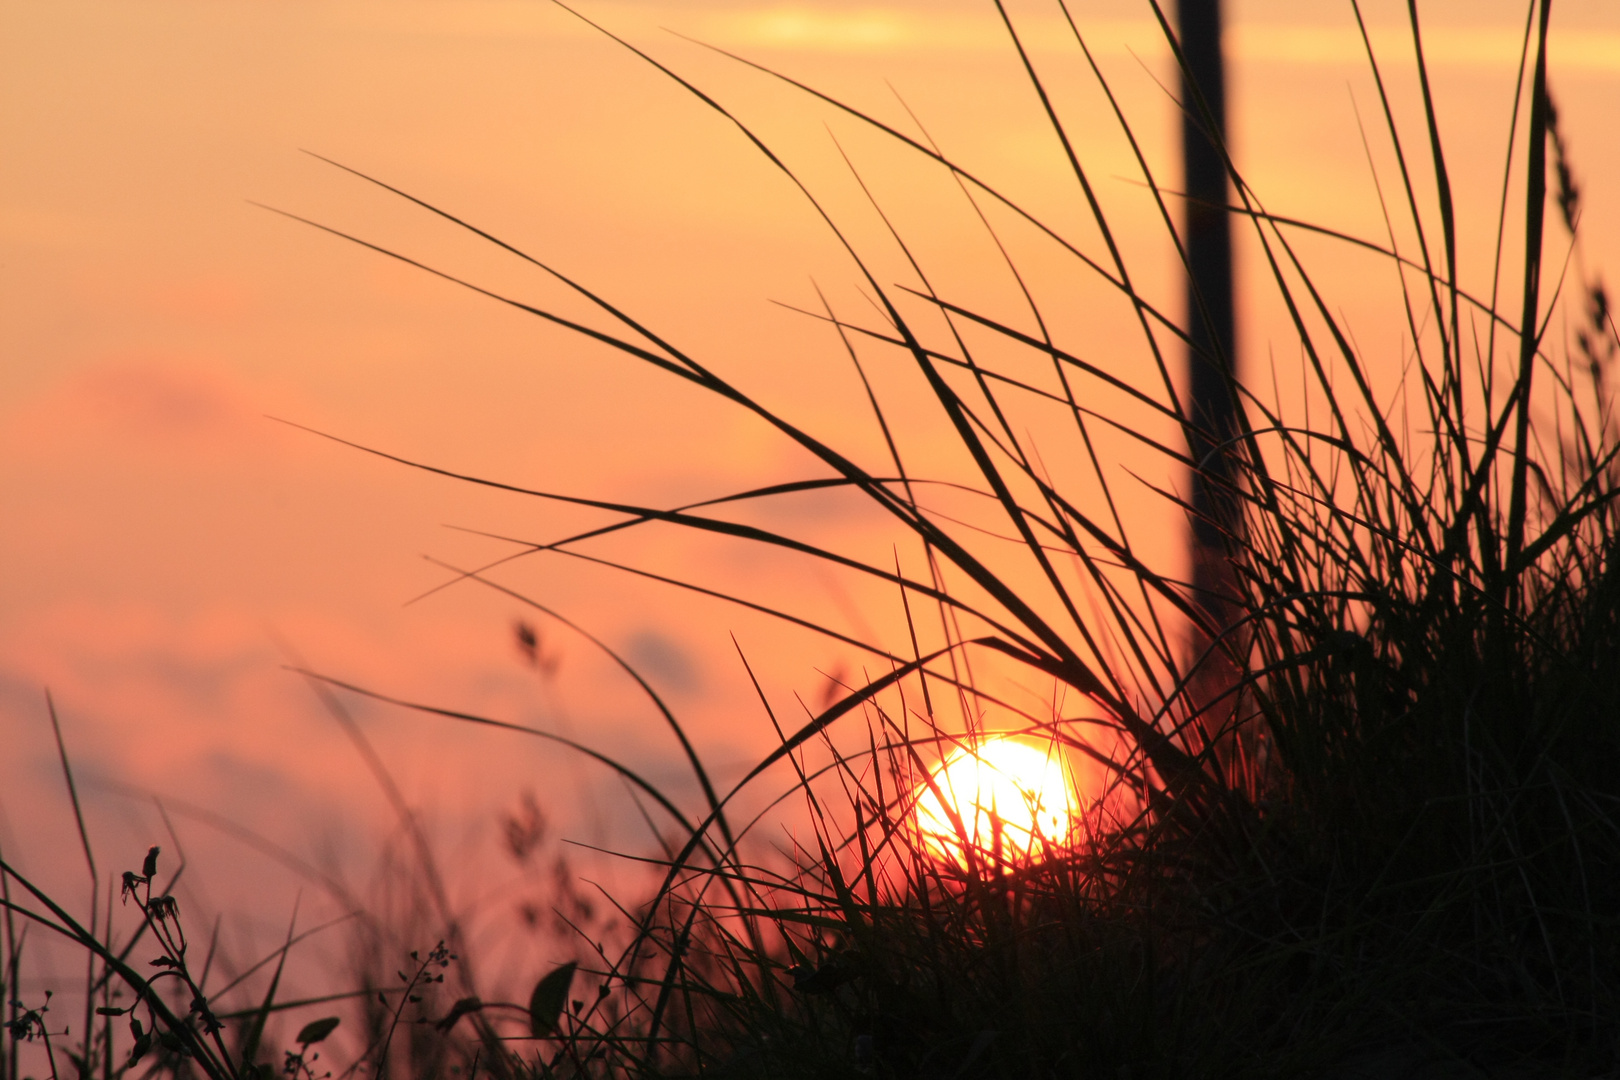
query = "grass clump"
(11, 0, 1620, 1077)
(411, 2, 1612, 1074)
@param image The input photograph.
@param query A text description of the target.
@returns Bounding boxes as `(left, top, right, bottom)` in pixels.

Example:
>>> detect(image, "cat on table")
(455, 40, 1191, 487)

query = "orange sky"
(3, 0, 1618, 1003)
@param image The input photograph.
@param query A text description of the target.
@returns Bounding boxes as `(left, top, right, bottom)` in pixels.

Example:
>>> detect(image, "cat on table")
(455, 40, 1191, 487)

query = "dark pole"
(1178, 0, 1239, 636)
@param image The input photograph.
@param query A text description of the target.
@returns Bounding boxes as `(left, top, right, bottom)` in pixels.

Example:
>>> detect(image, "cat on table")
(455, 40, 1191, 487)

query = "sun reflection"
(913, 737, 1081, 866)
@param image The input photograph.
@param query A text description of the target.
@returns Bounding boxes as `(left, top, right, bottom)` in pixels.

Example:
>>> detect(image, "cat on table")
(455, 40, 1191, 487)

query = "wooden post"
(1178, 0, 1239, 640)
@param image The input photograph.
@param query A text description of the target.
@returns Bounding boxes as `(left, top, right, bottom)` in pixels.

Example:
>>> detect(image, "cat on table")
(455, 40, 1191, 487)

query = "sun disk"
(914, 737, 1080, 866)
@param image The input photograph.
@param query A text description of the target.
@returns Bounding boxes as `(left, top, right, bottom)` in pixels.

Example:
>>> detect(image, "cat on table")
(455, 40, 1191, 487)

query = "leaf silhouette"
(527, 962, 577, 1039)
(295, 1017, 340, 1046)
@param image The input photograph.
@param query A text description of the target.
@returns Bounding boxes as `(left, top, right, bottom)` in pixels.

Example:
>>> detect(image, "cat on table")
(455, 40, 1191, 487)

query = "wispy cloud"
(683, 9, 1139, 56)
(703, 9, 1619, 73)
(340, 2, 1619, 74)
(1233, 23, 1620, 73)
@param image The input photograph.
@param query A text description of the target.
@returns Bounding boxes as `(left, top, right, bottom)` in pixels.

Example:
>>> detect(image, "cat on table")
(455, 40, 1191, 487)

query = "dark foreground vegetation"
(7, 1, 1620, 1076)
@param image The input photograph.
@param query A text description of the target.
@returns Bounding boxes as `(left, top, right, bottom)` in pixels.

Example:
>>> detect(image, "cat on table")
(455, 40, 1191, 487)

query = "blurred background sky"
(3, 0, 1618, 1004)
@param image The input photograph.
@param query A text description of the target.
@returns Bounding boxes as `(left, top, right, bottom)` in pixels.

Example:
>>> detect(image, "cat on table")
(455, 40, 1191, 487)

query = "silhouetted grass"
(9, 0, 1620, 1077)
(0, 697, 615, 1080)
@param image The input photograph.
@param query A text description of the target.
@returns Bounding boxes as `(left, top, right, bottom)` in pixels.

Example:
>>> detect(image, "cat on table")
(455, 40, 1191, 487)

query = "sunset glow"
(914, 737, 1080, 866)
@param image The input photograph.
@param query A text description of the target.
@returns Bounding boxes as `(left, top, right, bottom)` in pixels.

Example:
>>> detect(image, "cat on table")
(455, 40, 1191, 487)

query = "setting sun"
(914, 737, 1081, 866)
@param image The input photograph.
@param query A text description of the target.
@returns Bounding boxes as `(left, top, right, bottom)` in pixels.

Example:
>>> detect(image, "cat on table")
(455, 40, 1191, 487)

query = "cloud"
(76, 362, 243, 438)
(670, 8, 1159, 56)
(624, 628, 703, 693)
(289, 3, 1620, 73)
(3, 358, 259, 460)
(1233, 24, 1620, 74)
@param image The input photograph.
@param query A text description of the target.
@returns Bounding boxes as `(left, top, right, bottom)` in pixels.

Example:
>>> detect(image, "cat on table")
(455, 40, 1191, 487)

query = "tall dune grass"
(8, 0, 1620, 1076)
